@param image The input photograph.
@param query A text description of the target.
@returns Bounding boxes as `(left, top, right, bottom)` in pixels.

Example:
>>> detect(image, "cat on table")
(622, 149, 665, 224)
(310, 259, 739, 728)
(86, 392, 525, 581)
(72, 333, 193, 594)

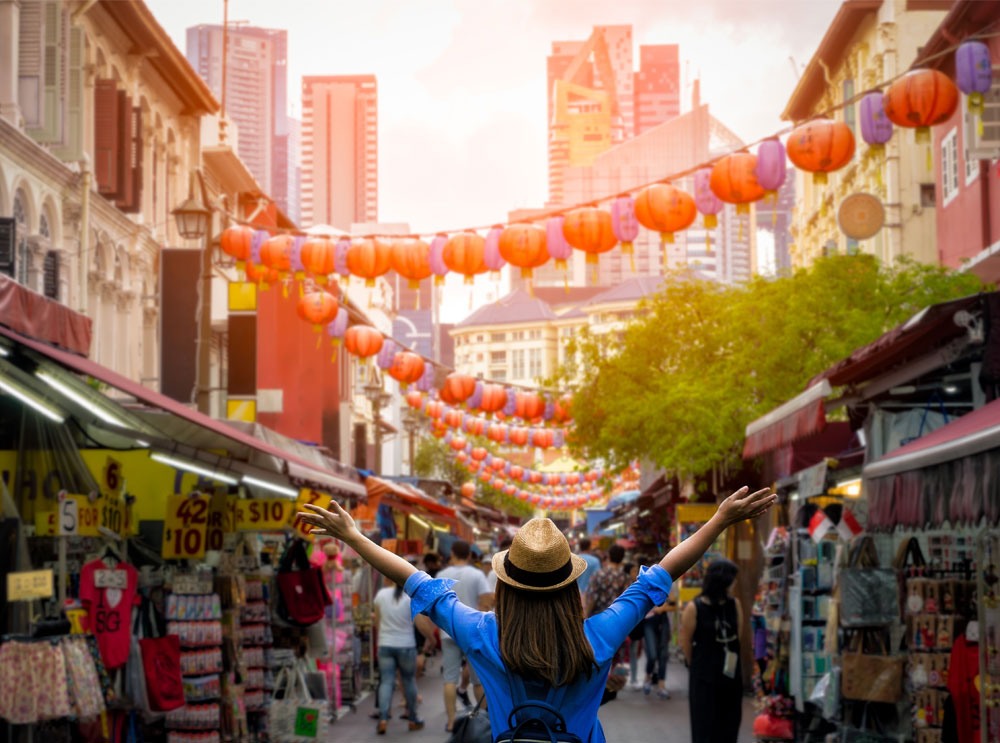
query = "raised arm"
(298, 501, 415, 586)
(660, 487, 774, 580)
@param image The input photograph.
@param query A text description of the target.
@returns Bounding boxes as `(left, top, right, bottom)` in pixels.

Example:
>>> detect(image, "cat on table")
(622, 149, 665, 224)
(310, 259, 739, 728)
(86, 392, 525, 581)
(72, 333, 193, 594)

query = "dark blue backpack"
(493, 671, 583, 743)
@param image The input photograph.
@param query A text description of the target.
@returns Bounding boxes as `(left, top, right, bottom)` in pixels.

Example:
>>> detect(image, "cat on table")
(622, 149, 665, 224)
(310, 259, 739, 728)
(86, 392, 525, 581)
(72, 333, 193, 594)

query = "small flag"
(837, 508, 863, 541)
(808, 509, 835, 543)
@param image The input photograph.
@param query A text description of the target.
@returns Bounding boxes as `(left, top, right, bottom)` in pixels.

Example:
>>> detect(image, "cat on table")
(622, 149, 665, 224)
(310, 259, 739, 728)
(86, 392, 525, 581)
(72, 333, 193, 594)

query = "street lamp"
(363, 373, 393, 474)
(402, 410, 422, 476)
(171, 172, 212, 240)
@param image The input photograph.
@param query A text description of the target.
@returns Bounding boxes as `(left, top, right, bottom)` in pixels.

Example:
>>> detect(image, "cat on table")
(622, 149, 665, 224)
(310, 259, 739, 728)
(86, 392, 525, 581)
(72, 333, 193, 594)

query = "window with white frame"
(941, 128, 959, 206)
(511, 349, 525, 378)
(529, 348, 542, 378)
(963, 121, 981, 186)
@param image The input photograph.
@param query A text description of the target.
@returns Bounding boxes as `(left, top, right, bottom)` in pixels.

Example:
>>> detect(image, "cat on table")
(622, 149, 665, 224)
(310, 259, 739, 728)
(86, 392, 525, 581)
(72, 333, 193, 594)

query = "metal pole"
(372, 399, 382, 474)
(196, 171, 214, 416)
(408, 428, 415, 476)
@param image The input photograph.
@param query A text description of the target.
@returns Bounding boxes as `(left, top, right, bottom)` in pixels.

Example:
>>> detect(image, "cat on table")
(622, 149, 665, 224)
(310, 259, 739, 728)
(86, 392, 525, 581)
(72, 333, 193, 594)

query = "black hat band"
(503, 553, 573, 588)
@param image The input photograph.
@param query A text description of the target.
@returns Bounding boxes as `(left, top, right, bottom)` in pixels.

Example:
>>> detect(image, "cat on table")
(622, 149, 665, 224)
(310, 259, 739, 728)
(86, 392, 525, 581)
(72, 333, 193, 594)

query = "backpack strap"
(503, 668, 571, 731)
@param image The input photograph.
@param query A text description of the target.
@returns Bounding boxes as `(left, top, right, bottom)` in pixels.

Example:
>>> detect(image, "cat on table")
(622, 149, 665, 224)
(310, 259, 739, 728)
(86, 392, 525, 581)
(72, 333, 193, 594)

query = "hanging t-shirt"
(946, 633, 981, 743)
(80, 558, 140, 670)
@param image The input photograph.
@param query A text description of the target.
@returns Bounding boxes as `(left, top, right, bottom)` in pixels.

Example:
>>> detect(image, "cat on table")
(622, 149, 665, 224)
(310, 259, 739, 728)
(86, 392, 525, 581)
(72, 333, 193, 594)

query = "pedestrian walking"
(576, 538, 601, 595)
(584, 544, 630, 617)
(680, 558, 744, 743)
(298, 486, 774, 743)
(372, 581, 435, 734)
(437, 539, 492, 731)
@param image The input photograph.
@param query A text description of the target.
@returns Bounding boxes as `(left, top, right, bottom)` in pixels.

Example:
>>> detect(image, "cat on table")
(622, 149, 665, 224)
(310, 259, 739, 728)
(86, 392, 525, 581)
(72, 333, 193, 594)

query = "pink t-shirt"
(80, 558, 140, 669)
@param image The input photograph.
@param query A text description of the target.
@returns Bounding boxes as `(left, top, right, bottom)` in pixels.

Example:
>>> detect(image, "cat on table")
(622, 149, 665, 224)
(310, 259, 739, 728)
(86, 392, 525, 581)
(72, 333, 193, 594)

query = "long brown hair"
(495, 580, 597, 687)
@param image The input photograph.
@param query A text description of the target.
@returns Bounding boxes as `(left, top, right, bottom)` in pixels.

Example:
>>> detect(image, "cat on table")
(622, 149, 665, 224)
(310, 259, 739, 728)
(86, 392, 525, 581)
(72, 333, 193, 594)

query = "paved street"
(332, 656, 757, 742)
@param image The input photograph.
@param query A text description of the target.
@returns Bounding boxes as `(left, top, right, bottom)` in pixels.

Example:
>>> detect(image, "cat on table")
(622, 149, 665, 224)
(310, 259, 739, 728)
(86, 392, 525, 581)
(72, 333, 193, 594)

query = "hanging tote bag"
(276, 539, 332, 627)
(839, 537, 899, 627)
(125, 604, 153, 716)
(268, 666, 329, 743)
(840, 631, 904, 704)
(140, 632, 185, 711)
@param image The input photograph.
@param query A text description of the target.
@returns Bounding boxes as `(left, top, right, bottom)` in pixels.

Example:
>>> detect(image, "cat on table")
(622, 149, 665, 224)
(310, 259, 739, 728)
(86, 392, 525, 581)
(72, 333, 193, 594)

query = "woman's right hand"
(716, 486, 776, 526)
(297, 500, 360, 542)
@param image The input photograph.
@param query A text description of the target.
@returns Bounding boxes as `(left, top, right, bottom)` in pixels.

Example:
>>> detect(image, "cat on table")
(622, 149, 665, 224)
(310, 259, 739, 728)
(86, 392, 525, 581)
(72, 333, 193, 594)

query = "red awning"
(743, 380, 831, 459)
(0, 275, 92, 355)
(365, 477, 458, 524)
(864, 396, 1000, 479)
(0, 325, 365, 496)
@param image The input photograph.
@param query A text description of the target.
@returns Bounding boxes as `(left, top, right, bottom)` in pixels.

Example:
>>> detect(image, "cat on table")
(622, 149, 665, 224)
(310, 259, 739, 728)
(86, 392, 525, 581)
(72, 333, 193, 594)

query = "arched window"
(12, 190, 28, 285)
(39, 212, 50, 239)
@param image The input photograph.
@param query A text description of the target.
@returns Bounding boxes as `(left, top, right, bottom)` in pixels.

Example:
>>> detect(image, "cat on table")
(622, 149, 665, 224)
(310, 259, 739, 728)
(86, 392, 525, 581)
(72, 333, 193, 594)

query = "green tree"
(557, 255, 984, 478)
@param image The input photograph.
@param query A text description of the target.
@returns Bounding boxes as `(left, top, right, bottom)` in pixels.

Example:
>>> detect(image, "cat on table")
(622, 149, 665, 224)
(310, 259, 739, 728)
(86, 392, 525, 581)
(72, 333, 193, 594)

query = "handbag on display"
(140, 633, 185, 711)
(269, 666, 329, 743)
(840, 631, 904, 704)
(839, 536, 899, 627)
(276, 539, 332, 627)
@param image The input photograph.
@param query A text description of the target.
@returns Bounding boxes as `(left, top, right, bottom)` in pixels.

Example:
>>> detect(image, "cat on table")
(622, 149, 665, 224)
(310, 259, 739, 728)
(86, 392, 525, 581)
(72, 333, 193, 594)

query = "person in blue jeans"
(300, 486, 774, 743)
(372, 581, 436, 735)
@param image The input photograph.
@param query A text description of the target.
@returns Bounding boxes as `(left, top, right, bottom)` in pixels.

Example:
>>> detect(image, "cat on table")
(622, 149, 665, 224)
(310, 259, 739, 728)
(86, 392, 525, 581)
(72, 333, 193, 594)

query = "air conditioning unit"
(964, 65, 1000, 161)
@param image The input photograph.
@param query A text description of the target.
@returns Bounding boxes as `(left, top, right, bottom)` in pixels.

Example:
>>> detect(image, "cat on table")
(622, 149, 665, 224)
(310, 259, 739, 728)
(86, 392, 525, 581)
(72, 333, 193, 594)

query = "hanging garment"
(80, 558, 140, 670)
(63, 635, 106, 721)
(946, 633, 981, 743)
(0, 639, 72, 724)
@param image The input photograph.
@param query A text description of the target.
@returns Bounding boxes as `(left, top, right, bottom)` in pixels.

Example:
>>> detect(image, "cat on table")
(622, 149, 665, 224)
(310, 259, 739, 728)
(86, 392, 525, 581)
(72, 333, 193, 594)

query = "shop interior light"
(135, 439, 150, 447)
(430, 521, 451, 533)
(36, 370, 127, 427)
(150, 451, 238, 485)
(409, 514, 431, 530)
(833, 478, 862, 497)
(241, 475, 298, 498)
(0, 346, 8, 357)
(943, 384, 959, 394)
(0, 375, 65, 423)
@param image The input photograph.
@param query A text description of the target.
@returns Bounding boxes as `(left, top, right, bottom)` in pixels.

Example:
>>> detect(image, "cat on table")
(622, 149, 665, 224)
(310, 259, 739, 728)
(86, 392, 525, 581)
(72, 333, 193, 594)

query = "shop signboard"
(162, 493, 210, 559)
(7, 569, 54, 601)
(36, 492, 127, 538)
(235, 498, 294, 531)
(288, 488, 332, 542)
(206, 491, 236, 552)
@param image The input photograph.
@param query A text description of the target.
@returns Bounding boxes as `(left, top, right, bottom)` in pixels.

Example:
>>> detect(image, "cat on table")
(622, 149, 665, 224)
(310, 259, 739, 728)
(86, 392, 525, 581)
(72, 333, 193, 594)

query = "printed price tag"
(235, 498, 293, 531)
(35, 506, 58, 536)
(7, 569, 54, 601)
(103, 456, 123, 497)
(94, 569, 128, 589)
(162, 493, 209, 559)
(289, 489, 332, 541)
(173, 573, 214, 595)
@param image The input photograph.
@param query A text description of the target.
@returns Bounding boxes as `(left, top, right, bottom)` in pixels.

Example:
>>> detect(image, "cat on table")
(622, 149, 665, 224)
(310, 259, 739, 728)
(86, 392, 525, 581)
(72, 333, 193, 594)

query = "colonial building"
(0, 0, 218, 388)
(782, 0, 948, 267)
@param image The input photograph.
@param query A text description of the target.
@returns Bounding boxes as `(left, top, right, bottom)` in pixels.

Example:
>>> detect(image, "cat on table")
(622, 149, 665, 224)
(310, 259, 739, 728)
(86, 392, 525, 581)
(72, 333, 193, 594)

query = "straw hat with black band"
(492, 518, 588, 592)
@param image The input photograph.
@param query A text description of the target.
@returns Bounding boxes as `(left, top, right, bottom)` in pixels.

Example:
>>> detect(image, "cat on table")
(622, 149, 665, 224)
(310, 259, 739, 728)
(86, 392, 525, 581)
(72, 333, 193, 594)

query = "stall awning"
(743, 379, 831, 459)
(0, 325, 366, 497)
(365, 476, 458, 524)
(0, 274, 92, 355)
(863, 396, 1000, 479)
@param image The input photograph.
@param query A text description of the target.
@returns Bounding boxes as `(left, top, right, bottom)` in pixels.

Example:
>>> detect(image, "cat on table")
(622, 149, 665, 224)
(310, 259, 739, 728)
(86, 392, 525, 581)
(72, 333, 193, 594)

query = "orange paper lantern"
(346, 238, 392, 287)
(498, 223, 548, 279)
(301, 236, 337, 284)
(515, 392, 545, 421)
(390, 239, 432, 289)
(244, 261, 280, 288)
(786, 119, 855, 184)
(479, 384, 507, 415)
(562, 208, 617, 264)
(260, 234, 293, 276)
(443, 232, 488, 284)
(461, 482, 476, 498)
(884, 69, 959, 142)
(634, 184, 697, 244)
(710, 153, 766, 214)
(443, 372, 477, 404)
(297, 290, 339, 332)
(388, 351, 425, 387)
(343, 325, 383, 360)
(220, 225, 253, 269)
(405, 390, 424, 409)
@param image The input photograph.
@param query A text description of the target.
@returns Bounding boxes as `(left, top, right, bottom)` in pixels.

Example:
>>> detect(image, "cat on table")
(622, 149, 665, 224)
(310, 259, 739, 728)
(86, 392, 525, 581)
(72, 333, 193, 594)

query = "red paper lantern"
(220, 225, 253, 269)
(562, 208, 617, 264)
(498, 223, 548, 279)
(634, 184, 697, 245)
(245, 261, 280, 288)
(343, 325, 383, 360)
(390, 239, 432, 289)
(487, 424, 506, 443)
(406, 390, 424, 410)
(457, 451, 468, 462)
(710, 153, 765, 214)
(509, 465, 524, 481)
(492, 478, 505, 489)
(463, 417, 485, 437)
(260, 234, 293, 276)
(480, 384, 507, 415)
(444, 409, 463, 428)
(388, 352, 425, 387)
(509, 427, 529, 447)
(529, 472, 542, 484)
(532, 429, 555, 448)
(443, 232, 488, 284)
(450, 436, 468, 452)
(346, 238, 392, 287)
(479, 472, 492, 483)
(884, 69, 959, 142)
(553, 395, 573, 424)
(461, 482, 476, 498)
(515, 392, 545, 421)
(491, 457, 506, 471)
(301, 236, 337, 283)
(297, 290, 339, 332)
(443, 373, 477, 404)
(426, 401, 443, 419)
(470, 447, 488, 462)
(786, 119, 855, 184)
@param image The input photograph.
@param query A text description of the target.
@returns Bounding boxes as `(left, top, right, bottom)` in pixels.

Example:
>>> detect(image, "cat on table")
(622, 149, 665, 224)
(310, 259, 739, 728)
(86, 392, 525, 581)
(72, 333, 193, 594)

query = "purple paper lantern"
(693, 168, 723, 229)
(430, 234, 448, 285)
(250, 230, 266, 265)
(956, 41, 993, 113)
(859, 92, 893, 153)
(326, 307, 348, 340)
(334, 238, 351, 278)
(503, 388, 517, 417)
(611, 196, 640, 251)
(467, 380, 484, 411)
(543, 397, 554, 421)
(755, 139, 787, 195)
(546, 216, 572, 268)
(290, 235, 307, 279)
(484, 226, 506, 275)
(376, 339, 397, 370)
(415, 362, 435, 393)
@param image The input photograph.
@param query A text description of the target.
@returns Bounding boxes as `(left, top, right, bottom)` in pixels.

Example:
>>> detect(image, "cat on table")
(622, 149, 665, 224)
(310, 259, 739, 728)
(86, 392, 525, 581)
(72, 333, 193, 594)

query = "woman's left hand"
(296, 501, 359, 542)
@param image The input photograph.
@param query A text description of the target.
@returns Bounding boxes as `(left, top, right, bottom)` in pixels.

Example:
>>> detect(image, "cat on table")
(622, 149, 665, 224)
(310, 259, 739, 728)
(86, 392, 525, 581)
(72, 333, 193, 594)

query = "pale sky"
(148, 0, 841, 319)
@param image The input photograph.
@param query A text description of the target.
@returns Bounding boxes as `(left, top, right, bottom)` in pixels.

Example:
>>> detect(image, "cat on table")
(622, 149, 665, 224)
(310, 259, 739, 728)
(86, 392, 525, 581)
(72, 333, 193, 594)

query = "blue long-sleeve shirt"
(404, 564, 673, 743)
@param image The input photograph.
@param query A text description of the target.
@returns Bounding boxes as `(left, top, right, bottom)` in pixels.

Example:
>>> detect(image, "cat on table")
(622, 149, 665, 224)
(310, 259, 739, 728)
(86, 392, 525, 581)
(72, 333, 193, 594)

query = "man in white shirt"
(437, 539, 491, 732)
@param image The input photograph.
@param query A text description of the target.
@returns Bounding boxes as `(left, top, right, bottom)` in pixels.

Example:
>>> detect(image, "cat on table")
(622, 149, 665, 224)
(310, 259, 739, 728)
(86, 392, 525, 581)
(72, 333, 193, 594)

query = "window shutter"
(34, 0, 62, 142)
(17, 0, 43, 127)
(42, 251, 59, 299)
(0, 219, 15, 278)
(54, 26, 84, 160)
(94, 79, 120, 196)
(117, 106, 142, 213)
(115, 93, 134, 209)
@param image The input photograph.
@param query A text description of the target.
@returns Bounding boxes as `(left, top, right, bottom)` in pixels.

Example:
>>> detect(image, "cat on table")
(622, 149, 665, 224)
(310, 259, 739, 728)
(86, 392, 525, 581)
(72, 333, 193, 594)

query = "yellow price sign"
(58, 494, 100, 537)
(7, 569, 54, 601)
(205, 492, 235, 552)
(289, 489, 332, 541)
(98, 493, 126, 536)
(162, 493, 209, 559)
(103, 456, 123, 497)
(235, 498, 293, 531)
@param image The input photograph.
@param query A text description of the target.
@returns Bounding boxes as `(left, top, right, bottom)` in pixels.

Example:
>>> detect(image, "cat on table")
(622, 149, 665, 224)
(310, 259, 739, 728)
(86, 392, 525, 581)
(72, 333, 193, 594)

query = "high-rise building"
(286, 117, 302, 226)
(186, 24, 290, 214)
(301, 75, 377, 230)
(634, 44, 680, 135)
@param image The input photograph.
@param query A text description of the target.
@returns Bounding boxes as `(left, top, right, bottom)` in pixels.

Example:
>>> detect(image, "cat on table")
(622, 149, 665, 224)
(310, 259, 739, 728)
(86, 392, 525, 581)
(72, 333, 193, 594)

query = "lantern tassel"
(926, 143, 932, 172)
(706, 233, 711, 253)
(282, 281, 289, 299)
(630, 252, 635, 274)
(564, 273, 569, 294)
(316, 334, 322, 349)
(298, 282, 304, 298)
(738, 219, 743, 242)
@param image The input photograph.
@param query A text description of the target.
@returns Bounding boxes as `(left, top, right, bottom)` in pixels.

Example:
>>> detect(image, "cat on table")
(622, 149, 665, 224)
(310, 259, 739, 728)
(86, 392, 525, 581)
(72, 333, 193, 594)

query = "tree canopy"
(555, 255, 985, 478)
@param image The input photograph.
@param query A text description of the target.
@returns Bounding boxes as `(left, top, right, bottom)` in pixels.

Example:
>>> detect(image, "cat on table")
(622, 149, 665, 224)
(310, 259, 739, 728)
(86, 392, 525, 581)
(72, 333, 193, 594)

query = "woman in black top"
(680, 559, 743, 743)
